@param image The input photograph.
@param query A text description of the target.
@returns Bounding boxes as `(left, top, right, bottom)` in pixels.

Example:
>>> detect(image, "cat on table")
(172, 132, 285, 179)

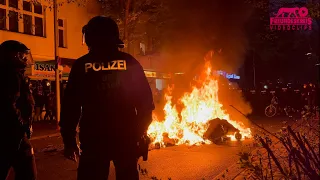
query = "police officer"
(0, 40, 37, 180)
(59, 16, 155, 180)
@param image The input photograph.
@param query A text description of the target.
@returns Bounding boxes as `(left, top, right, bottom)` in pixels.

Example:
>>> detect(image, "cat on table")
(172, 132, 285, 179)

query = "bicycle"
(265, 95, 297, 118)
(265, 95, 279, 117)
(283, 105, 297, 118)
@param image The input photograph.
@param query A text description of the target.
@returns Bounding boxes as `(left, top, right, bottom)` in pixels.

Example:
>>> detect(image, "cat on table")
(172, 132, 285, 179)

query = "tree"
(99, 0, 169, 51)
(98, 0, 171, 53)
(245, 0, 319, 58)
(244, 0, 319, 82)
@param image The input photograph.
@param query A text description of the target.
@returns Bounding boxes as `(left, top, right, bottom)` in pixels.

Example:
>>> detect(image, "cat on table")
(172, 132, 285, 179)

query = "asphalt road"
(6, 136, 251, 180)
(6, 116, 288, 180)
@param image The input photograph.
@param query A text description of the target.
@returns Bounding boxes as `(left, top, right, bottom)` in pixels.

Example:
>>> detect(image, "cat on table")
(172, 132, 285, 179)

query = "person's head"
(0, 40, 33, 69)
(82, 16, 124, 51)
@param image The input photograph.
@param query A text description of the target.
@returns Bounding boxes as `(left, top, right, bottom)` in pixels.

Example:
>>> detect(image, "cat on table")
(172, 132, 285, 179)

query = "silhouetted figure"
(60, 16, 154, 180)
(0, 40, 37, 180)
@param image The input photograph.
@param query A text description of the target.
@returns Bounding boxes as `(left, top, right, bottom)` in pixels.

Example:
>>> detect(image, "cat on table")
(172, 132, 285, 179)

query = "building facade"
(136, 51, 170, 92)
(133, 37, 170, 92)
(0, 0, 99, 80)
(0, 0, 170, 92)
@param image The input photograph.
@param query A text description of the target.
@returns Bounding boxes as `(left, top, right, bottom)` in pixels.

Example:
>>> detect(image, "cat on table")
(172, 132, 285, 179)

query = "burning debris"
(151, 118, 242, 148)
(147, 60, 251, 148)
(203, 118, 241, 143)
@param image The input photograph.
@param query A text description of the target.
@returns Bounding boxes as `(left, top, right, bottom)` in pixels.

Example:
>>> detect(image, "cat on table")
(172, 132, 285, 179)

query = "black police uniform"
(60, 17, 154, 180)
(0, 41, 37, 180)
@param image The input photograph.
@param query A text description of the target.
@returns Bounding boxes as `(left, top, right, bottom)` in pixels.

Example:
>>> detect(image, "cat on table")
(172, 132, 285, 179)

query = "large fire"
(147, 60, 252, 147)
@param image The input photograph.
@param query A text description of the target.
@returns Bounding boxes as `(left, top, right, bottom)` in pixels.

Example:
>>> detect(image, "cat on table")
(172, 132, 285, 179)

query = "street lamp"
(53, 0, 61, 125)
(252, 49, 256, 89)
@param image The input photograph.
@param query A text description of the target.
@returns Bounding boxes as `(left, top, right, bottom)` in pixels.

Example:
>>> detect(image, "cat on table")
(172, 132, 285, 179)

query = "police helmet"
(82, 16, 124, 48)
(0, 40, 34, 68)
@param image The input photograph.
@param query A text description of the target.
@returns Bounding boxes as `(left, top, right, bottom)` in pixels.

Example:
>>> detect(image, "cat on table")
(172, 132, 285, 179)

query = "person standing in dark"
(44, 92, 55, 121)
(0, 40, 37, 179)
(308, 83, 316, 108)
(59, 16, 155, 180)
(33, 81, 44, 121)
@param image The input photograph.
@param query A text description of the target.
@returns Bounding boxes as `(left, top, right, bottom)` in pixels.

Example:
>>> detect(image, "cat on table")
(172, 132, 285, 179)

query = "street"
(7, 117, 287, 180)
(26, 137, 249, 180)
(1, 0, 318, 178)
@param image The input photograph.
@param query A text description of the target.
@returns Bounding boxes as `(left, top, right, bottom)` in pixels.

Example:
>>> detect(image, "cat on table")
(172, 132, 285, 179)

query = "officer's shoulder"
(71, 54, 91, 69)
(74, 54, 90, 64)
(118, 51, 141, 67)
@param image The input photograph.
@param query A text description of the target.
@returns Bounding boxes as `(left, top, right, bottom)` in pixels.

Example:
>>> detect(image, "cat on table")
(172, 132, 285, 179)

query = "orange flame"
(147, 60, 251, 147)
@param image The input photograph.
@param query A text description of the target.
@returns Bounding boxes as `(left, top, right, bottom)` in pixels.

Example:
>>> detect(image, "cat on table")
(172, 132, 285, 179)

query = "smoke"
(217, 76, 252, 128)
(156, 0, 254, 126)
(160, 0, 253, 74)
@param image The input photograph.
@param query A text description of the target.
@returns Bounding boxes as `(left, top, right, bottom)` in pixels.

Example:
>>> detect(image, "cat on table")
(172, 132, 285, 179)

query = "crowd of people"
(28, 80, 57, 122)
(244, 83, 318, 116)
(272, 84, 317, 109)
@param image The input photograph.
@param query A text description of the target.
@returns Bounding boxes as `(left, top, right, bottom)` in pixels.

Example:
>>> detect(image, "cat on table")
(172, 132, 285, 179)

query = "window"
(0, 9, 5, 29)
(9, 11, 18, 32)
(140, 43, 146, 55)
(58, 29, 64, 47)
(58, 19, 63, 27)
(58, 19, 66, 48)
(23, 14, 32, 34)
(9, 0, 18, 8)
(0, 0, 45, 37)
(34, 17, 43, 36)
(23, 1, 32, 12)
(34, 3, 42, 14)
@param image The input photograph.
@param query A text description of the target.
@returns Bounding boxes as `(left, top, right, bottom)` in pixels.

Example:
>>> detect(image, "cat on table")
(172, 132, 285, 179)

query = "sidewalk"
(31, 121, 61, 140)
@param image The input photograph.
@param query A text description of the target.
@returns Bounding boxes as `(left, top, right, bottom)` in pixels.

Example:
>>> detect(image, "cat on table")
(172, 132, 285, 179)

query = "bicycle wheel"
(265, 105, 277, 117)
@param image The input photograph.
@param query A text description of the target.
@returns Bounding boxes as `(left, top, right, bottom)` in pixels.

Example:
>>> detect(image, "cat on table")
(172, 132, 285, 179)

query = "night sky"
(159, 0, 319, 87)
(161, 0, 252, 73)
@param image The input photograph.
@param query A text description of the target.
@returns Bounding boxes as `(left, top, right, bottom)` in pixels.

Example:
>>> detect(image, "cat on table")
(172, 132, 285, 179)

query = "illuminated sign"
(226, 74, 240, 79)
(34, 63, 55, 72)
(161, 73, 171, 79)
(25, 60, 68, 80)
(217, 70, 240, 80)
(144, 71, 171, 79)
(144, 71, 157, 78)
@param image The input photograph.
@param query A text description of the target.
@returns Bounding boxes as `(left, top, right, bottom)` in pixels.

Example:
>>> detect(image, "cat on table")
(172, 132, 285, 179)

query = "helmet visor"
(18, 50, 34, 67)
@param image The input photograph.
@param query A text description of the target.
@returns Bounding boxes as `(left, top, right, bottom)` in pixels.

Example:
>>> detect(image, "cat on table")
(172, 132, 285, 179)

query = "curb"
(30, 133, 61, 141)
